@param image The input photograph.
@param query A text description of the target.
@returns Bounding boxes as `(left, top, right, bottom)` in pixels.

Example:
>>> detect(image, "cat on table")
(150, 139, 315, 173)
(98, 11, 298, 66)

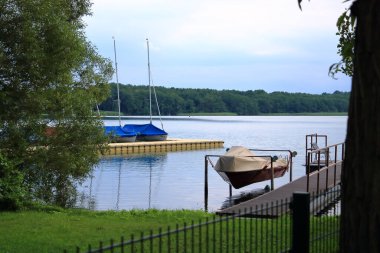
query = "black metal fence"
(64, 188, 340, 253)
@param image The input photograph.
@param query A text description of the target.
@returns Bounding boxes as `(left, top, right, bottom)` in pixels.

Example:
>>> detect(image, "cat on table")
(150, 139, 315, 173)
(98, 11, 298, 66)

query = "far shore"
(101, 112, 348, 119)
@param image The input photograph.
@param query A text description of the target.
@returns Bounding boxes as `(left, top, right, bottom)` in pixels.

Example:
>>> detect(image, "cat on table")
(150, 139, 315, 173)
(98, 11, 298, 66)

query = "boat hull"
(123, 124, 168, 142)
(136, 134, 168, 142)
(218, 165, 288, 189)
(114, 135, 137, 143)
(104, 126, 137, 143)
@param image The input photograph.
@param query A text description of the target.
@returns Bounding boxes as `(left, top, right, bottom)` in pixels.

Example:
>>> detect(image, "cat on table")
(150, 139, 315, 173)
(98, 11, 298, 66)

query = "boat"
(123, 38, 168, 141)
(104, 125, 136, 143)
(214, 146, 289, 189)
(122, 123, 167, 141)
(103, 37, 136, 143)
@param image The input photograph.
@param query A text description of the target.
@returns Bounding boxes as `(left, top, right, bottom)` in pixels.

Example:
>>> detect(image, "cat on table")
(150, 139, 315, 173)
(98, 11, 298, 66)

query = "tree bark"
(341, 0, 380, 252)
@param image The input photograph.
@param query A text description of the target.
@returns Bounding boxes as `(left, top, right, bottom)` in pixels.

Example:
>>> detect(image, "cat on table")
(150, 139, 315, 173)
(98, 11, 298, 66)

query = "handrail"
(306, 142, 345, 192)
(305, 134, 328, 166)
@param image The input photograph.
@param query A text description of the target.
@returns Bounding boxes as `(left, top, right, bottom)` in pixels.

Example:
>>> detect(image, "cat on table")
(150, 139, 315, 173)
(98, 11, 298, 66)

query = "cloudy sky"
(84, 0, 352, 94)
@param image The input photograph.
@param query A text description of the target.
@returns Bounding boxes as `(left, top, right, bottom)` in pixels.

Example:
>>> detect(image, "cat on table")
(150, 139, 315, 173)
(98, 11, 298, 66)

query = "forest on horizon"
(98, 83, 350, 116)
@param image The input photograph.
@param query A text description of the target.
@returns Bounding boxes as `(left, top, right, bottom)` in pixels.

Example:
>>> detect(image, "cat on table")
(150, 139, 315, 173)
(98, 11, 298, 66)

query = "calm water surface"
(77, 116, 347, 211)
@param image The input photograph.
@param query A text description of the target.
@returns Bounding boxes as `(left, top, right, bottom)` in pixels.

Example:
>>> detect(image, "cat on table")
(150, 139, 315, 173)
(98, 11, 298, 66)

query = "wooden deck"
(105, 138, 224, 155)
(217, 162, 342, 216)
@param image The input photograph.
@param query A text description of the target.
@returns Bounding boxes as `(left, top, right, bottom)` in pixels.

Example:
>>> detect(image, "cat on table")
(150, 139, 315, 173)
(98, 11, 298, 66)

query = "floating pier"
(105, 138, 224, 155)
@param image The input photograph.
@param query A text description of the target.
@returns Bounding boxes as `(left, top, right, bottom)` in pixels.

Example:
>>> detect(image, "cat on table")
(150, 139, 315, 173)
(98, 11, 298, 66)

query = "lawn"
(0, 208, 213, 253)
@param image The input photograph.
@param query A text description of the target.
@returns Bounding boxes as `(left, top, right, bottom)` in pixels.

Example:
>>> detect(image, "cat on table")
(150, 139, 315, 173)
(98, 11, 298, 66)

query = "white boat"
(214, 146, 289, 189)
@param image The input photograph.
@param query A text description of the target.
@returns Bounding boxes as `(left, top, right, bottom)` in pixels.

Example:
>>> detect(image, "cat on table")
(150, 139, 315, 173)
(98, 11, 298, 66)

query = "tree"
(340, 1, 380, 251)
(299, 0, 380, 251)
(0, 0, 113, 208)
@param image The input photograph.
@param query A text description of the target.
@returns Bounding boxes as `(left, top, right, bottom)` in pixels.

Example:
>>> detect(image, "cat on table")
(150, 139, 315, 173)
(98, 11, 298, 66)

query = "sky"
(84, 0, 352, 94)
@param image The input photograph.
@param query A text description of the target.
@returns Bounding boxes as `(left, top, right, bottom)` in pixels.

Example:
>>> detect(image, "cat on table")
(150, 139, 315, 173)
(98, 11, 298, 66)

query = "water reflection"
(77, 154, 167, 210)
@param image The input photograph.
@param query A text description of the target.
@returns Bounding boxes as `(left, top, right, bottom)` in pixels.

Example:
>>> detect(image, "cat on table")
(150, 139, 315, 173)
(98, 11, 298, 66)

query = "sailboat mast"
(146, 38, 153, 124)
(113, 36, 122, 126)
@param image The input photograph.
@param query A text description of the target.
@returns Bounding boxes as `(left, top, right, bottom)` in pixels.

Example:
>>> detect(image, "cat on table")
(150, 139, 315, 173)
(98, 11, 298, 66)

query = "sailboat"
(104, 37, 136, 143)
(123, 38, 168, 141)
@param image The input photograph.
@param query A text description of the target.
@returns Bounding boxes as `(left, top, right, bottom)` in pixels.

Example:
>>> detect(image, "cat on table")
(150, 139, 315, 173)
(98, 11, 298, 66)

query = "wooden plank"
(217, 163, 342, 216)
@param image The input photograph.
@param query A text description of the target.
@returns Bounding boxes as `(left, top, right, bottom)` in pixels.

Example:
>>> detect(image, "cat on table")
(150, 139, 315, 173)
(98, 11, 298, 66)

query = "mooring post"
(291, 192, 310, 253)
(204, 156, 208, 211)
(289, 155, 292, 182)
(270, 157, 274, 190)
(306, 152, 311, 192)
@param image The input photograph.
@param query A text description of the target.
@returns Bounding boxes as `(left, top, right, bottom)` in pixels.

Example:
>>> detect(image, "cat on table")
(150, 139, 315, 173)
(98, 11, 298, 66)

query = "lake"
(76, 116, 347, 212)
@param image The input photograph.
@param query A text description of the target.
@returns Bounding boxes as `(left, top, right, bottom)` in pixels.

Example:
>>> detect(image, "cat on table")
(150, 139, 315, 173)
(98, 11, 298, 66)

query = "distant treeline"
(98, 83, 350, 116)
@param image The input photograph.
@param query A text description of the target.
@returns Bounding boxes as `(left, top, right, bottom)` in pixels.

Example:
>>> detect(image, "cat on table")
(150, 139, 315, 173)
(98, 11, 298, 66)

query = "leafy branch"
(329, 10, 356, 79)
(298, 0, 355, 78)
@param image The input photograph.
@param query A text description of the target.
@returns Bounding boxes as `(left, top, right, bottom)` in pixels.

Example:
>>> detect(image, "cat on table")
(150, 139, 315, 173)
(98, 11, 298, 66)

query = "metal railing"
(305, 142, 345, 192)
(305, 133, 328, 166)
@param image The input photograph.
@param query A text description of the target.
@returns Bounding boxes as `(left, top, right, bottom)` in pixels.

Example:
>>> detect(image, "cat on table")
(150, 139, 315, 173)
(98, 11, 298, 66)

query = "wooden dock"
(217, 162, 342, 216)
(105, 138, 224, 155)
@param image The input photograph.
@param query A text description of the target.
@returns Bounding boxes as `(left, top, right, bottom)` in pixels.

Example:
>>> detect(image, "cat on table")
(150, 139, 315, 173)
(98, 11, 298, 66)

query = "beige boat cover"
(214, 146, 287, 172)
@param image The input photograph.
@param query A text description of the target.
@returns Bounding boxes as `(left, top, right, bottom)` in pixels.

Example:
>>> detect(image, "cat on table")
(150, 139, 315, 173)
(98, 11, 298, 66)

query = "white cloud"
(85, 0, 352, 93)
(163, 0, 349, 56)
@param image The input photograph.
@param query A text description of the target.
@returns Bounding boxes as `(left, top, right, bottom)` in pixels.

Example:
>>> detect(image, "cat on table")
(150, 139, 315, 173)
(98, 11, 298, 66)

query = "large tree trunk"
(341, 0, 380, 252)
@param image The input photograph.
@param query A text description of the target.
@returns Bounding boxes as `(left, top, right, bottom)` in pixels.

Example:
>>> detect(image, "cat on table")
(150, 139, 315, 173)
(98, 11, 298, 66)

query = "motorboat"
(214, 146, 289, 189)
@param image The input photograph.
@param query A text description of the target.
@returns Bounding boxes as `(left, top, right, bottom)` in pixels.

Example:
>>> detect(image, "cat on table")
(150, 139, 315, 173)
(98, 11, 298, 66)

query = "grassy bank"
(0, 207, 339, 252)
(0, 208, 213, 253)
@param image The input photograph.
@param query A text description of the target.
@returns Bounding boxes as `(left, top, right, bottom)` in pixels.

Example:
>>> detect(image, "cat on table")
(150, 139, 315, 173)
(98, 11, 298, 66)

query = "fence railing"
(64, 188, 341, 253)
(306, 142, 345, 193)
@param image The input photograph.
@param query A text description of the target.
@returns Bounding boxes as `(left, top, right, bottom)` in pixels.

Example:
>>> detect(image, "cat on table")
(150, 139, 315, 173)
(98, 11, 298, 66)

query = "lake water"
(76, 116, 347, 212)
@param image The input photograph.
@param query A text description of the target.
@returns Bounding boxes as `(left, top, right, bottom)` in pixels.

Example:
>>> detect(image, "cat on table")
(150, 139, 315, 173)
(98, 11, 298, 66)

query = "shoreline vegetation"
(101, 111, 348, 117)
(99, 83, 350, 116)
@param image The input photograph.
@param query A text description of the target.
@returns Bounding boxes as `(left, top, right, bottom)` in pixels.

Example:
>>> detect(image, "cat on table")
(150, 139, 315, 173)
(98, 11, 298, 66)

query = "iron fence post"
(204, 156, 208, 211)
(292, 192, 310, 253)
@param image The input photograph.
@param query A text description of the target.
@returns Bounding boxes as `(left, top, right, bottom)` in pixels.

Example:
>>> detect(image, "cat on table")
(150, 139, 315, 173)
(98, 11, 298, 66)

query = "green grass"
(0, 208, 339, 253)
(0, 208, 213, 253)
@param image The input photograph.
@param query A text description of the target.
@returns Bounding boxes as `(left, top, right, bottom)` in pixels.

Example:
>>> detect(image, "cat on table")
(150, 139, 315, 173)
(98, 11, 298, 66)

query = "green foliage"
(99, 84, 350, 116)
(0, 0, 113, 208)
(329, 9, 355, 78)
(0, 153, 27, 210)
(299, 0, 354, 78)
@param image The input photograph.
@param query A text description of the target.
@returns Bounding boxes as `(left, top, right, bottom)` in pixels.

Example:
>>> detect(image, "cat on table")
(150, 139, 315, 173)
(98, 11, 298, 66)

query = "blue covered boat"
(102, 38, 137, 143)
(121, 39, 168, 142)
(123, 123, 167, 141)
(104, 126, 136, 143)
